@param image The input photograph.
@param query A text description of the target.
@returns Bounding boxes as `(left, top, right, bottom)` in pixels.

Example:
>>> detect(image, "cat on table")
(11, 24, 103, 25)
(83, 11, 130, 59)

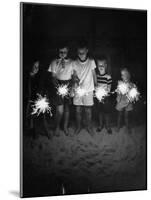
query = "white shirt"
(72, 58, 96, 92)
(48, 58, 73, 80)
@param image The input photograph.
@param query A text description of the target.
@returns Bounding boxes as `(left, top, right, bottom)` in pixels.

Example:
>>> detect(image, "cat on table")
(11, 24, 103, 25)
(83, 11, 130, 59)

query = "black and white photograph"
(20, 2, 147, 198)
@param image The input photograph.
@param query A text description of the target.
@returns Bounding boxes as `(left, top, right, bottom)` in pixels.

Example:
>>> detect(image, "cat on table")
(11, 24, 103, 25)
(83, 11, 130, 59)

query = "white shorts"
(73, 91, 94, 106)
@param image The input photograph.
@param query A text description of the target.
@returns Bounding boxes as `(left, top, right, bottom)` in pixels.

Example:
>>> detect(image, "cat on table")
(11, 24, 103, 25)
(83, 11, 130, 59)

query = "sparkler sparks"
(127, 86, 140, 103)
(95, 86, 108, 102)
(116, 81, 129, 95)
(76, 86, 87, 97)
(57, 84, 69, 98)
(31, 94, 52, 116)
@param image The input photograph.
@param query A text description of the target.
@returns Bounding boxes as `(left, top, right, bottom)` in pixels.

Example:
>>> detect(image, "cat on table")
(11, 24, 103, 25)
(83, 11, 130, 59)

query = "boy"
(72, 42, 97, 136)
(48, 44, 73, 136)
(95, 56, 112, 134)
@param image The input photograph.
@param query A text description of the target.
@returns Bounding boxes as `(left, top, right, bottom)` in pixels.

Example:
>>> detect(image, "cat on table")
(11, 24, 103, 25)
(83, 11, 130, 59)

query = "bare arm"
(92, 69, 97, 87)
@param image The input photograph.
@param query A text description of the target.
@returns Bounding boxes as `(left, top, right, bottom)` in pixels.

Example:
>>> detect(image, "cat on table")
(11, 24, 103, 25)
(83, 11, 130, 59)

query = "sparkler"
(76, 86, 87, 97)
(31, 94, 52, 116)
(57, 84, 69, 98)
(127, 86, 140, 103)
(116, 81, 129, 95)
(95, 86, 108, 103)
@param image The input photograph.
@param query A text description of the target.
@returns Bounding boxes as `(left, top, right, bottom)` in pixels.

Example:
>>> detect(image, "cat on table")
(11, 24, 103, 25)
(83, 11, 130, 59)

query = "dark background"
(21, 3, 147, 197)
(22, 3, 147, 91)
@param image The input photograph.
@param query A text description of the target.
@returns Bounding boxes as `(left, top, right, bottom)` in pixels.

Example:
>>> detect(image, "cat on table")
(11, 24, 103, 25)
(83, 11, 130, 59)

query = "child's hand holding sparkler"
(127, 85, 140, 103)
(95, 86, 109, 103)
(115, 81, 140, 103)
(57, 84, 69, 98)
(76, 86, 87, 97)
(116, 81, 130, 95)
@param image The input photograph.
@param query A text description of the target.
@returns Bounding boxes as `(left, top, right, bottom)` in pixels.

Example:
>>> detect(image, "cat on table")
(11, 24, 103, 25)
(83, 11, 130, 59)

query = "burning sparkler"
(127, 86, 140, 103)
(76, 86, 87, 97)
(95, 86, 109, 103)
(116, 81, 129, 95)
(31, 94, 52, 116)
(57, 84, 69, 98)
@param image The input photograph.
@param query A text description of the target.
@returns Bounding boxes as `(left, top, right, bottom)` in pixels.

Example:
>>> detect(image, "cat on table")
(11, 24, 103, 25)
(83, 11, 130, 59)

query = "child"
(116, 68, 133, 133)
(26, 60, 40, 138)
(72, 42, 97, 136)
(96, 56, 112, 134)
(48, 44, 74, 136)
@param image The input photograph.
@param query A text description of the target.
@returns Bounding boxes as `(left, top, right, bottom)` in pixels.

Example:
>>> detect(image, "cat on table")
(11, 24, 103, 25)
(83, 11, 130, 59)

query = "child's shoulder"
(50, 58, 58, 65)
(88, 58, 95, 64)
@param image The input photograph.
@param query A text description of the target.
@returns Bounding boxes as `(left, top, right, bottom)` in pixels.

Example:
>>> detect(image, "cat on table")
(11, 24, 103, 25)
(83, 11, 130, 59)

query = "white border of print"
(0, 0, 150, 200)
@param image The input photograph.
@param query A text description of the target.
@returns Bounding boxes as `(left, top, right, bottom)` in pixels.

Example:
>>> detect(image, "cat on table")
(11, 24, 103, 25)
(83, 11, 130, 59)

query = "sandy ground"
(23, 124, 146, 196)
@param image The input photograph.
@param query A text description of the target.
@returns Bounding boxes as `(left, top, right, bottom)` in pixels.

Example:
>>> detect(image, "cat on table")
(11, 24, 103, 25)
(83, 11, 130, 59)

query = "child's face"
(121, 70, 129, 82)
(97, 60, 107, 75)
(32, 61, 39, 74)
(77, 48, 88, 61)
(59, 47, 68, 59)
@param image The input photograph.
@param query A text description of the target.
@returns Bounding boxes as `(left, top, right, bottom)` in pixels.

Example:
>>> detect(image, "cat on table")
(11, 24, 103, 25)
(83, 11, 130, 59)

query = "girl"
(116, 68, 134, 133)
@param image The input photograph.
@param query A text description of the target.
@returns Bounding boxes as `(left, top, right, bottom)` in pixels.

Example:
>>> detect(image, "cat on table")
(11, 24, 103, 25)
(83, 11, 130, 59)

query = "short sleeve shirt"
(72, 58, 96, 92)
(48, 58, 73, 81)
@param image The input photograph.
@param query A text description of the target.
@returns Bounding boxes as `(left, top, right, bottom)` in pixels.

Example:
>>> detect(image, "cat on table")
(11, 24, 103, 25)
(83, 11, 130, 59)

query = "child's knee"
(85, 106, 92, 115)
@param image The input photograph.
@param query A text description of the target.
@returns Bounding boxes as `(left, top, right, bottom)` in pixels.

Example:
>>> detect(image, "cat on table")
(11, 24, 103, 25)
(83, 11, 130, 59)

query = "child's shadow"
(9, 190, 19, 197)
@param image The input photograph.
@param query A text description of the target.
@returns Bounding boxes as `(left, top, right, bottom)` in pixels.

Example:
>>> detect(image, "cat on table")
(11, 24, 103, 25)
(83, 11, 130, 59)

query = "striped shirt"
(96, 72, 112, 91)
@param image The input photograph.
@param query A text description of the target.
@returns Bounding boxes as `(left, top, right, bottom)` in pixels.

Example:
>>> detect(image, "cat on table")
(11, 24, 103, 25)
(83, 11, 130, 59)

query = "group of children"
(27, 42, 135, 138)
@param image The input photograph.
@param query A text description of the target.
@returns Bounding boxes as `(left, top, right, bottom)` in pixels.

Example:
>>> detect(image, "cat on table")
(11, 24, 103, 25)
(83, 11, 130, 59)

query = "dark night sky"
(22, 3, 147, 92)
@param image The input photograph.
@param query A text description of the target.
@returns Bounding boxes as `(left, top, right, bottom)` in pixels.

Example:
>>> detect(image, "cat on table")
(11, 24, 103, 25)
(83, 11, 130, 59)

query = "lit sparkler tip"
(57, 84, 69, 98)
(117, 81, 129, 95)
(76, 87, 86, 97)
(95, 86, 108, 103)
(31, 94, 52, 116)
(127, 87, 140, 103)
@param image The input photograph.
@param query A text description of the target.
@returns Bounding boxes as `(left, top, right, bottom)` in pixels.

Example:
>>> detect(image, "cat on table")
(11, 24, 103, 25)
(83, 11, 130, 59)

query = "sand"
(23, 124, 146, 196)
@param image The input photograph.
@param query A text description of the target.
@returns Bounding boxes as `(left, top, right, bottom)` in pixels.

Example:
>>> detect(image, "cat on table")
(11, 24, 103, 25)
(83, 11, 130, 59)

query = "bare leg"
(85, 106, 95, 136)
(117, 111, 122, 132)
(104, 113, 112, 134)
(124, 110, 131, 133)
(43, 114, 52, 139)
(63, 104, 70, 136)
(96, 111, 104, 132)
(54, 105, 64, 136)
(74, 106, 82, 135)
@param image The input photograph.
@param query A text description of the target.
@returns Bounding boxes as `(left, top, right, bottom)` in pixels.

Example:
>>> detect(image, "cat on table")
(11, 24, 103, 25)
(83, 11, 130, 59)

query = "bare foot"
(86, 127, 95, 136)
(63, 127, 69, 136)
(54, 127, 60, 137)
(96, 126, 103, 133)
(47, 131, 53, 140)
(106, 128, 112, 134)
(74, 127, 81, 135)
(115, 127, 120, 133)
(125, 127, 132, 134)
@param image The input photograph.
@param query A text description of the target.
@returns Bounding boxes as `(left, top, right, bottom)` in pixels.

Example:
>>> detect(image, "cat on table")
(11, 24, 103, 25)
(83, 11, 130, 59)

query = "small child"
(116, 68, 134, 133)
(96, 56, 112, 134)
(72, 42, 97, 136)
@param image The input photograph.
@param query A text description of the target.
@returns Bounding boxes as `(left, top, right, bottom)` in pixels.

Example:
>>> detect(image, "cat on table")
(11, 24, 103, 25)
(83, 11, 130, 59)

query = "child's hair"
(77, 39, 88, 50)
(121, 67, 131, 80)
(58, 41, 69, 50)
